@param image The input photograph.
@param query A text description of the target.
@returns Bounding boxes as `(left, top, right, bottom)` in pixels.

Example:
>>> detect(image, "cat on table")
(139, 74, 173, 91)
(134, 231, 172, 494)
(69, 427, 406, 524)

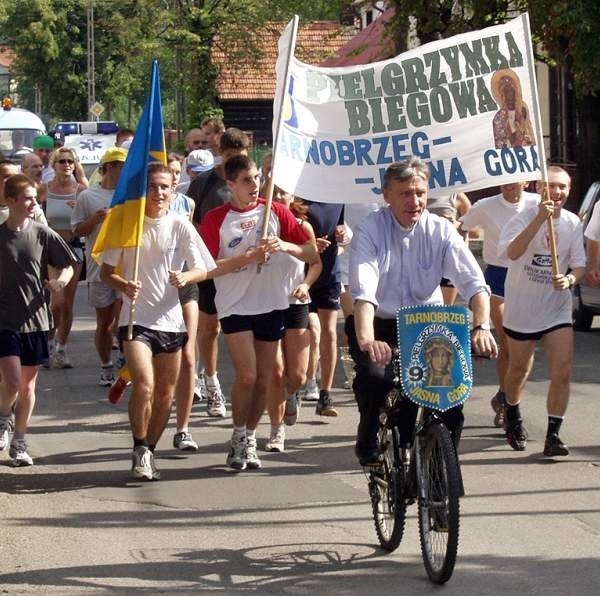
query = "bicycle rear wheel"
(369, 401, 406, 551)
(417, 422, 460, 584)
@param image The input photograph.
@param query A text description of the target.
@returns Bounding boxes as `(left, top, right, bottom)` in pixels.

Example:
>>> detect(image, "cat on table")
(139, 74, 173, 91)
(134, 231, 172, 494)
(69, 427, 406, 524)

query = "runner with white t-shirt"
(460, 183, 538, 427)
(200, 155, 318, 471)
(72, 147, 127, 387)
(100, 164, 216, 481)
(498, 166, 585, 457)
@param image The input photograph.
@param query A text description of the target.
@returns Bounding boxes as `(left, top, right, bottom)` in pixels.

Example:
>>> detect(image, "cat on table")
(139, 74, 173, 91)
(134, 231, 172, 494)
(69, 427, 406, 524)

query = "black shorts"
(0, 330, 49, 366)
(197, 279, 217, 315)
(178, 281, 199, 305)
(503, 322, 572, 342)
(440, 277, 454, 288)
(118, 325, 187, 356)
(284, 303, 310, 330)
(220, 310, 285, 342)
(308, 282, 341, 312)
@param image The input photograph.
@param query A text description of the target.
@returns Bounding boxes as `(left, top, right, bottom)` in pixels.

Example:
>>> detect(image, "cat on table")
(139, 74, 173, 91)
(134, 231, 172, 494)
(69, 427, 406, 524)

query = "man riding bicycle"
(347, 157, 498, 467)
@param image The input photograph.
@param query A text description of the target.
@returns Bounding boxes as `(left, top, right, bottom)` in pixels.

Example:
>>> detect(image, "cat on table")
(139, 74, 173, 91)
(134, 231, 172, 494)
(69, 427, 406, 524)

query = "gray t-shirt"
(71, 185, 114, 282)
(0, 220, 76, 332)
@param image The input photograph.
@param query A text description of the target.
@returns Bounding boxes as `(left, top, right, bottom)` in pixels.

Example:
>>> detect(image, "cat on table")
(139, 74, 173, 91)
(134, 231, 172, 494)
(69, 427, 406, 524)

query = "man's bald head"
(21, 153, 44, 183)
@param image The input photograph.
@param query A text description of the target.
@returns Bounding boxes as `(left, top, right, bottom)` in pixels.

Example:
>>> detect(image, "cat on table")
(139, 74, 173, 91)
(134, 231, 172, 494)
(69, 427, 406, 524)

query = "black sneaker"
(543, 434, 569, 457)
(355, 442, 382, 467)
(315, 390, 338, 417)
(505, 418, 528, 451)
(490, 390, 506, 428)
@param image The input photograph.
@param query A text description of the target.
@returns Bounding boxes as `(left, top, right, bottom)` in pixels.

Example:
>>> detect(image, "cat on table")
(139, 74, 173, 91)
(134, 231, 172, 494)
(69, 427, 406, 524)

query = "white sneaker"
(284, 392, 300, 426)
(206, 386, 227, 417)
(0, 418, 10, 451)
(99, 366, 115, 387)
(193, 374, 205, 404)
(53, 349, 72, 369)
(9, 441, 33, 467)
(131, 446, 154, 480)
(173, 431, 199, 452)
(303, 378, 319, 402)
(226, 435, 246, 470)
(246, 435, 262, 469)
(265, 426, 285, 452)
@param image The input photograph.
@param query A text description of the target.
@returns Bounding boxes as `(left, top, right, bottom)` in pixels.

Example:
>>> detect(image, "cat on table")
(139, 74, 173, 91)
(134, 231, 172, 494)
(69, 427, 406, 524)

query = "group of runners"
(0, 125, 596, 478)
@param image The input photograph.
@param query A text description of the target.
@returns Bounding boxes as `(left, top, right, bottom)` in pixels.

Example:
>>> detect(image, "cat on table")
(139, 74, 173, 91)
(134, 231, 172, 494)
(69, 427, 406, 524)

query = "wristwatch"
(472, 323, 491, 332)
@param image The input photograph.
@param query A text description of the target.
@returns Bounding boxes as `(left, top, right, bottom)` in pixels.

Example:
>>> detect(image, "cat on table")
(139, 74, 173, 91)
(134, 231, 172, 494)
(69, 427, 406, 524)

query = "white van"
(0, 101, 46, 161)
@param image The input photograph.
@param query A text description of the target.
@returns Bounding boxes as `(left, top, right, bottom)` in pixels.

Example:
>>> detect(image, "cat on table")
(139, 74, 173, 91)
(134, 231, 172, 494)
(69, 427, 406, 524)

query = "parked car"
(573, 181, 600, 330)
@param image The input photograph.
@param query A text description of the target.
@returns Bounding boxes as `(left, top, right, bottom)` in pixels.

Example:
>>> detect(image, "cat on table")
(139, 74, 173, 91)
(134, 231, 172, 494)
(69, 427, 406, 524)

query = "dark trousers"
(345, 315, 464, 451)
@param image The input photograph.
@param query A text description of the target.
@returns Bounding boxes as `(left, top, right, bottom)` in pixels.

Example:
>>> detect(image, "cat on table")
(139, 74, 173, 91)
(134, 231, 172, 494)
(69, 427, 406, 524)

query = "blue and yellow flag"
(92, 60, 167, 262)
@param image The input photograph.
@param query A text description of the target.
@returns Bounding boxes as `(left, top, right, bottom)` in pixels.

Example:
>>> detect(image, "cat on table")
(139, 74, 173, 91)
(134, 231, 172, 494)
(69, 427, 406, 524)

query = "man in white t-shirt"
(460, 183, 538, 427)
(498, 166, 586, 457)
(100, 164, 216, 481)
(72, 147, 127, 386)
(200, 154, 318, 471)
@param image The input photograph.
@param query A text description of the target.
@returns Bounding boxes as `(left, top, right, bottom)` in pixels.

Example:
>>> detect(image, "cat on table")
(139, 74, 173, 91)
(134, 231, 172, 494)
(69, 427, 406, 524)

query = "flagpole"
(127, 60, 159, 339)
(522, 12, 559, 276)
(258, 16, 299, 272)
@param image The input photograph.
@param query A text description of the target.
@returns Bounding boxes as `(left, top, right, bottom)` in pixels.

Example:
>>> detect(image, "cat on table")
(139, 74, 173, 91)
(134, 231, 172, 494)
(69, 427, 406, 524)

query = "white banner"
(272, 14, 542, 203)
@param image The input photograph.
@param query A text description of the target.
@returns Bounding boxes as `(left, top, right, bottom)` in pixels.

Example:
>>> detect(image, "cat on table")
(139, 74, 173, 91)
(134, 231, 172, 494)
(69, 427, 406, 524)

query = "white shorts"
(88, 281, 119, 309)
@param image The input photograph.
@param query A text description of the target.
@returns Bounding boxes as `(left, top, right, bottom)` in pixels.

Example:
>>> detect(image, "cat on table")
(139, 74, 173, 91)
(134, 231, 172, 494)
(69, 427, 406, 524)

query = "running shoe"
(149, 451, 161, 480)
(315, 390, 338, 417)
(490, 390, 506, 428)
(245, 435, 262, 469)
(193, 374, 206, 404)
(303, 378, 319, 402)
(173, 431, 199, 452)
(283, 392, 300, 426)
(505, 417, 528, 451)
(265, 425, 285, 452)
(0, 418, 10, 451)
(131, 446, 154, 480)
(226, 435, 247, 470)
(108, 376, 131, 405)
(99, 365, 115, 387)
(543, 434, 570, 457)
(206, 386, 227, 417)
(53, 349, 72, 369)
(9, 441, 33, 467)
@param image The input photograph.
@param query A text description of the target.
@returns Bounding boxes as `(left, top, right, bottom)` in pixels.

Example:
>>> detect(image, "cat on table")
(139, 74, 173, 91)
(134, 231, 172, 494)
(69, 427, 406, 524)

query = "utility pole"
(87, 0, 96, 120)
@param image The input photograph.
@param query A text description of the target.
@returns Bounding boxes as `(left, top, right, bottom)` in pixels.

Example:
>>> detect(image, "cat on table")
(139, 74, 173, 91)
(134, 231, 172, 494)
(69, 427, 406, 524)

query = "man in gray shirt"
(0, 174, 75, 467)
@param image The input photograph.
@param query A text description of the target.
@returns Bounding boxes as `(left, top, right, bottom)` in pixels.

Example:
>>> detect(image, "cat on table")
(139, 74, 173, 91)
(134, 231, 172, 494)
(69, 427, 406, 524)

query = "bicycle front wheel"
(417, 422, 460, 584)
(369, 411, 406, 552)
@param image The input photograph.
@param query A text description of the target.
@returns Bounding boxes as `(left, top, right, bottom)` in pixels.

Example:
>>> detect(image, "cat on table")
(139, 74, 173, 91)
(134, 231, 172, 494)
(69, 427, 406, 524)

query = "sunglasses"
(57, 158, 75, 165)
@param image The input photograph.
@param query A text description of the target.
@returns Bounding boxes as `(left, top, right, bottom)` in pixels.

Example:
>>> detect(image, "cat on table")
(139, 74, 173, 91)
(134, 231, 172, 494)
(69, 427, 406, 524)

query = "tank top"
(46, 188, 78, 230)
(426, 194, 457, 221)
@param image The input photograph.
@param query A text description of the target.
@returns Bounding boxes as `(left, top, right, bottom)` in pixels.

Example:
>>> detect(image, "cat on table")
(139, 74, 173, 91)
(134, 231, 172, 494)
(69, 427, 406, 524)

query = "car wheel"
(573, 291, 595, 331)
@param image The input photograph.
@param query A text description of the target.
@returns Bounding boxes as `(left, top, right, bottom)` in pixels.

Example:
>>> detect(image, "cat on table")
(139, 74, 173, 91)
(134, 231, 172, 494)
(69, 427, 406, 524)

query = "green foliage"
(387, 0, 600, 95)
(0, 0, 352, 128)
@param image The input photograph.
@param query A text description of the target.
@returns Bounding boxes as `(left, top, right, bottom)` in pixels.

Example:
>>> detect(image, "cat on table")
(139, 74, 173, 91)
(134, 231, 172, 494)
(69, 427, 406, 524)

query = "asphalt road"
(1, 286, 599, 594)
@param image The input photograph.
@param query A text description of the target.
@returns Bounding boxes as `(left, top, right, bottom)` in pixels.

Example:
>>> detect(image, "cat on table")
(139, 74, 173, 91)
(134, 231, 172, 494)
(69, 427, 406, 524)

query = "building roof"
(214, 21, 355, 101)
(321, 7, 395, 67)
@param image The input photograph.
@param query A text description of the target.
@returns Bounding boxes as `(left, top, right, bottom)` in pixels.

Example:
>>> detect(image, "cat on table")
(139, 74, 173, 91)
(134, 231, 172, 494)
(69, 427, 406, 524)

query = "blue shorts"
(0, 330, 49, 366)
(308, 283, 341, 312)
(484, 265, 508, 298)
(220, 310, 285, 342)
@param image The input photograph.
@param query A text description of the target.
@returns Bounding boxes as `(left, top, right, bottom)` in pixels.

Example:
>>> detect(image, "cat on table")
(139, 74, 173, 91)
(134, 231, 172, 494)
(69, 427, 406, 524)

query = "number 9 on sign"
(408, 365, 423, 382)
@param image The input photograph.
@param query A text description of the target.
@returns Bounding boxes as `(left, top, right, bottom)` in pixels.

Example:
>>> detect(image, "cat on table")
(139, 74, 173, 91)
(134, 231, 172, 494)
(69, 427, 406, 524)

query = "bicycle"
(366, 353, 462, 584)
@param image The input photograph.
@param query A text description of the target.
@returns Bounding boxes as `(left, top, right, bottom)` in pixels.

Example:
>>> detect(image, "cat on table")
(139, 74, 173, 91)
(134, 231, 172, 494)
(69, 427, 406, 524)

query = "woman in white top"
(43, 147, 87, 368)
